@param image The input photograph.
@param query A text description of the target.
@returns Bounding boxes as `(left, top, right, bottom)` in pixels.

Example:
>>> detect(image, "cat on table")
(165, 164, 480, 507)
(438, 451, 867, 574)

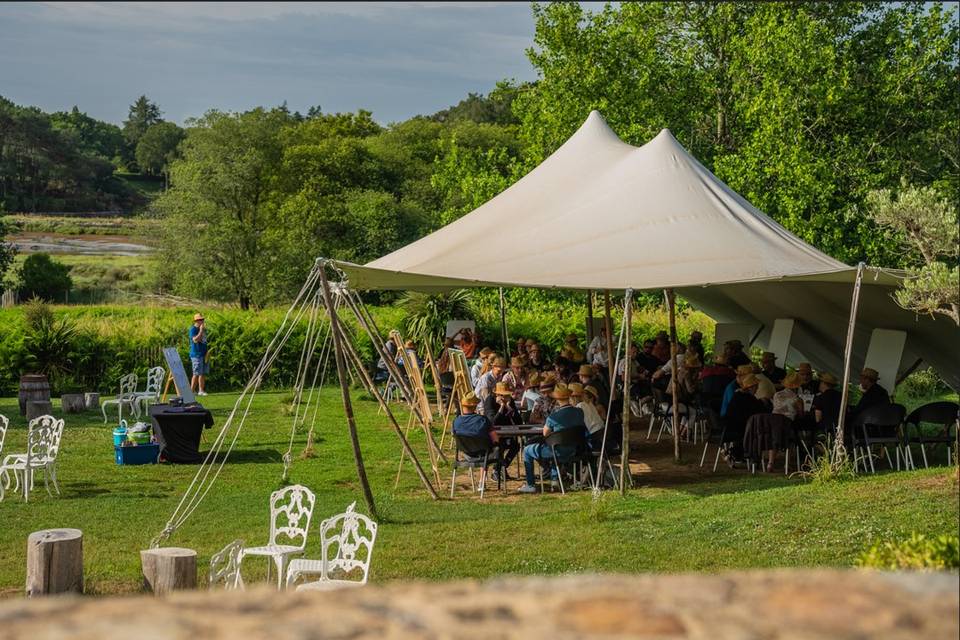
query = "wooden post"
(604, 291, 615, 382)
(140, 547, 196, 595)
(586, 290, 594, 344)
(26, 528, 83, 596)
(619, 291, 633, 495)
(60, 394, 86, 413)
(835, 262, 866, 457)
(424, 341, 445, 417)
(334, 319, 440, 499)
(665, 289, 681, 463)
(318, 264, 378, 519)
(498, 287, 509, 355)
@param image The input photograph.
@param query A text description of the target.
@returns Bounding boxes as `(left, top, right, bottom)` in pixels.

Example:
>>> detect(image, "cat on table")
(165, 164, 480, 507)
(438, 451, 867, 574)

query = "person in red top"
(454, 327, 477, 359)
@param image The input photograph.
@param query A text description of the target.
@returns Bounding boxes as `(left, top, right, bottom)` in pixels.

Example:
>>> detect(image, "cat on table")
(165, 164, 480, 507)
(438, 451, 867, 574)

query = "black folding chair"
(850, 403, 907, 473)
(588, 424, 631, 490)
(544, 428, 591, 494)
(700, 408, 730, 472)
(450, 434, 501, 498)
(904, 401, 959, 468)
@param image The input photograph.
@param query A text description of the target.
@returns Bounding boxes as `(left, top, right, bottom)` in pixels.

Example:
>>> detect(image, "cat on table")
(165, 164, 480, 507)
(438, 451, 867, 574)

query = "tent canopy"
(334, 112, 959, 390)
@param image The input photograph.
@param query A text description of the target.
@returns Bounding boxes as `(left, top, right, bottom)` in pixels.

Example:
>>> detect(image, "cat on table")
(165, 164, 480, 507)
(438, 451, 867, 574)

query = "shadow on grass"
(205, 448, 284, 464)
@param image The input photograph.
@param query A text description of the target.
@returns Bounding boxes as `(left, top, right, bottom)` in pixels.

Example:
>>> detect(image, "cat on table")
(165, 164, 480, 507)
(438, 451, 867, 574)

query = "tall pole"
(318, 263, 377, 519)
(586, 290, 595, 344)
(498, 287, 509, 355)
(665, 288, 681, 463)
(835, 262, 865, 459)
(619, 290, 633, 495)
(604, 291, 615, 382)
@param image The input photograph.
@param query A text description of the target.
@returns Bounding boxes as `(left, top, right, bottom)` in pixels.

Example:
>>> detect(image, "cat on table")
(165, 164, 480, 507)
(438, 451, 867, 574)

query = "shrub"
(18, 253, 72, 302)
(857, 533, 960, 570)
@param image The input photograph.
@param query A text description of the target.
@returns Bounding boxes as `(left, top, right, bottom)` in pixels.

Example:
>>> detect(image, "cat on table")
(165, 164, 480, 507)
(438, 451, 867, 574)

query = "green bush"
(857, 533, 960, 570)
(18, 253, 72, 302)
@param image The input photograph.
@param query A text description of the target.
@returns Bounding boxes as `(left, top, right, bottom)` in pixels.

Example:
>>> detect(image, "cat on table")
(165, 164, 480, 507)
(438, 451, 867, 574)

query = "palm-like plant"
(399, 290, 475, 347)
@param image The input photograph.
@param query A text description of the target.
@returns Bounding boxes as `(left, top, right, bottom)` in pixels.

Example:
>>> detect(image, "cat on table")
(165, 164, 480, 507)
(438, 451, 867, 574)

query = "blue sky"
(0, 2, 557, 125)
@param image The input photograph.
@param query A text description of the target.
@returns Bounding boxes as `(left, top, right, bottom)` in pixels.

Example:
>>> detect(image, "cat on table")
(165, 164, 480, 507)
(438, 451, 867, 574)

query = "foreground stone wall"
(1, 570, 957, 639)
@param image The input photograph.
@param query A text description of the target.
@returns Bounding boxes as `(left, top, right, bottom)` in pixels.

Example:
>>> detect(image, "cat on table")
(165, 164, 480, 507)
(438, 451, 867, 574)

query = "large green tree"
(135, 121, 185, 182)
(123, 95, 163, 169)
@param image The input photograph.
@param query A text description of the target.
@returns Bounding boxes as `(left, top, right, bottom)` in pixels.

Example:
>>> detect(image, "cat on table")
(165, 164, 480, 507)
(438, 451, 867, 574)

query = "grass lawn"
(0, 390, 956, 597)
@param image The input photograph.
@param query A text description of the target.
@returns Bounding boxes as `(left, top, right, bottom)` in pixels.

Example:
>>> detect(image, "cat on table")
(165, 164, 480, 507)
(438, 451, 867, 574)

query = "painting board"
(863, 329, 907, 391)
(163, 347, 196, 404)
(766, 319, 795, 366)
(445, 320, 476, 339)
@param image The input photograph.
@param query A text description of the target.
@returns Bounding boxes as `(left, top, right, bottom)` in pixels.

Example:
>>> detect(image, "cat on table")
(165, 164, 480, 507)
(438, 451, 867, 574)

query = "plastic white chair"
(134, 366, 166, 415)
(102, 373, 139, 423)
(286, 501, 378, 592)
(0, 415, 64, 502)
(209, 539, 245, 591)
(241, 484, 316, 590)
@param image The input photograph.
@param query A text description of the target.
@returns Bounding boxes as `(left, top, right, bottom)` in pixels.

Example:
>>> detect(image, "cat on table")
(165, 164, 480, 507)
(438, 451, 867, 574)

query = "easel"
(391, 331, 443, 489)
(439, 348, 471, 451)
(423, 342, 446, 416)
(160, 373, 180, 403)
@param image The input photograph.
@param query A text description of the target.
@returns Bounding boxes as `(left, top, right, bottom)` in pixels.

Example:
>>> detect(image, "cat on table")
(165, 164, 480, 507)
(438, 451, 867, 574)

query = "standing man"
(189, 312, 209, 397)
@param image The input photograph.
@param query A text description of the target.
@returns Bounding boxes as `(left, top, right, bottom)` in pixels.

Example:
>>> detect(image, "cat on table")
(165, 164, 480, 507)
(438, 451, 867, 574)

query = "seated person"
(469, 347, 493, 386)
(796, 362, 818, 395)
(513, 337, 527, 358)
(586, 326, 610, 368)
(501, 356, 528, 404)
(578, 364, 609, 410)
(724, 373, 765, 464)
(752, 363, 777, 407)
(436, 337, 455, 374)
(529, 374, 557, 423)
(687, 330, 705, 361)
(554, 358, 575, 384)
(616, 342, 647, 401)
(771, 373, 804, 421)
(724, 339, 751, 368)
(760, 352, 786, 385)
(575, 384, 605, 435)
(849, 367, 889, 419)
(812, 372, 842, 435)
(721, 365, 755, 417)
(651, 331, 671, 365)
(526, 341, 551, 372)
(637, 339, 660, 373)
(452, 391, 498, 450)
(519, 385, 586, 494)
(561, 333, 586, 364)
(483, 382, 522, 477)
(700, 353, 736, 399)
(454, 327, 478, 359)
(474, 356, 506, 402)
(522, 371, 542, 411)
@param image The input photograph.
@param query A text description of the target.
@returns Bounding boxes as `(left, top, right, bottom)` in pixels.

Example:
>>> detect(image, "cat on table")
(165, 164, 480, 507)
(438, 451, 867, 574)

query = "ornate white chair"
(134, 366, 166, 416)
(241, 484, 316, 590)
(209, 539, 245, 591)
(102, 373, 139, 423)
(1, 415, 64, 502)
(286, 502, 378, 592)
(0, 414, 8, 456)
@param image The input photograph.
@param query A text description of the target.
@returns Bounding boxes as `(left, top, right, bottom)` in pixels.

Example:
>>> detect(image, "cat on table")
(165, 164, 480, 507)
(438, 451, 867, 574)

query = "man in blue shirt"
(189, 312, 209, 397)
(519, 385, 586, 494)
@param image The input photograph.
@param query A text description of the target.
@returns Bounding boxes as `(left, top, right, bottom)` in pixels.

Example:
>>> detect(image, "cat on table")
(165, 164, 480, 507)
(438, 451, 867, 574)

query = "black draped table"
(149, 403, 214, 464)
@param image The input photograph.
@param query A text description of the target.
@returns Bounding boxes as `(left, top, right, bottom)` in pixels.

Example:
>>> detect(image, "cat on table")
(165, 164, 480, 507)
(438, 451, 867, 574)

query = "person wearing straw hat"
(452, 392, 499, 451)
(577, 363, 609, 410)
(721, 364, 755, 417)
(530, 373, 558, 424)
(469, 347, 493, 386)
(518, 384, 586, 494)
(576, 384, 605, 435)
(772, 373, 804, 421)
(723, 373, 765, 466)
(796, 362, 818, 395)
(483, 381, 522, 480)
(502, 356, 529, 404)
(850, 367, 889, 419)
(527, 340, 550, 372)
(560, 333, 585, 364)
(812, 372, 842, 434)
(474, 356, 506, 402)
(189, 312, 209, 396)
(760, 352, 786, 385)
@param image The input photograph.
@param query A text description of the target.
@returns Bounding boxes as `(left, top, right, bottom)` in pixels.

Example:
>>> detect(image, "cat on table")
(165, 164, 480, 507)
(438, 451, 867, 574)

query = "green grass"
(0, 390, 956, 597)
(2, 214, 151, 237)
(8, 253, 154, 302)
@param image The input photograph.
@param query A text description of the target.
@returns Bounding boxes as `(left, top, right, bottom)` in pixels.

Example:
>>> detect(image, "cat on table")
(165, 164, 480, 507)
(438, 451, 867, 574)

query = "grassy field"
(0, 389, 956, 597)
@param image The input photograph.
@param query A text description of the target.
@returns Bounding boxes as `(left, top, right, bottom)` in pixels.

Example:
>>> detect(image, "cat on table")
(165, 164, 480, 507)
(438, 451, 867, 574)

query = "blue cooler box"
(115, 443, 160, 465)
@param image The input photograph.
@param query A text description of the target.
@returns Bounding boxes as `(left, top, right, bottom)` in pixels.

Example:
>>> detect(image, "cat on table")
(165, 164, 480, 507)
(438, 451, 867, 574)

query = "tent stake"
(665, 288, 681, 463)
(620, 290, 633, 495)
(835, 262, 865, 459)
(604, 291, 615, 382)
(498, 287, 509, 355)
(318, 264, 378, 519)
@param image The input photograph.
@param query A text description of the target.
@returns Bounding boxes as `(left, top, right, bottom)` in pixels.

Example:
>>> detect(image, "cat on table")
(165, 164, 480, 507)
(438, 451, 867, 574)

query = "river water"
(9, 232, 153, 257)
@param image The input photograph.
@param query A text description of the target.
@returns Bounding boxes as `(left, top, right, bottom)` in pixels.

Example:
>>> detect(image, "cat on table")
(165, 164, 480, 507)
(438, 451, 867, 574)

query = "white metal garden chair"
(285, 501, 378, 592)
(0, 415, 65, 502)
(133, 366, 166, 416)
(240, 484, 316, 590)
(0, 414, 8, 460)
(209, 539, 245, 591)
(101, 373, 139, 423)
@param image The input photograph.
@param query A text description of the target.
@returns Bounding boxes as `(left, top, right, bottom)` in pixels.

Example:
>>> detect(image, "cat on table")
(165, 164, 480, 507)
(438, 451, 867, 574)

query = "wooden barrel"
(19, 374, 51, 416)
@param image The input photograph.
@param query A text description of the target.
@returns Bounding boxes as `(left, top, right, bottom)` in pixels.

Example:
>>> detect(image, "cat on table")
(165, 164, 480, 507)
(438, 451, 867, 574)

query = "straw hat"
(860, 367, 879, 381)
(525, 338, 536, 346)
(193, 313, 204, 321)
(494, 382, 514, 397)
(510, 356, 525, 368)
(739, 374, 759, 389)
(797, 362, 813, 374)
(460, 392, 480, 408)
(584, 385, 599, 399)
(736, 364, 754, 376)
(479, 347, 493, 357)
(551, 385, 571, 400)
(577, 364, 594, 377)
(538, 374, 556, 390)
(782, 373, 801, 389)
(819, 372, 839, 386)
(527, 371, 541, 387)
(404, 340, 415, 349)
(492, 357, 507, 368)
(567, 383, 584, 396)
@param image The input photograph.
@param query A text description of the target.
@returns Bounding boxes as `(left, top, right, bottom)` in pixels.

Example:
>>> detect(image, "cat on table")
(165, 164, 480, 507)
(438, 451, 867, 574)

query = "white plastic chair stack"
(209, 539, 245, 591)
(134, 366, 166, 416)
(286, 501, 378, 592)
(241, 484, 316, 590)
(102, 373, 140, 423)
(0, 415, 65, 502)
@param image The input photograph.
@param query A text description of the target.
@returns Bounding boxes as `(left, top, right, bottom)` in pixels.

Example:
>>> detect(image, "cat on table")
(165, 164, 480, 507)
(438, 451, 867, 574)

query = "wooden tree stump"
(26, 528, 83, 596)
(84, 393, 100, 411)
(26, 400, 54, 421)
(61, 394, 86, 414)
(141, 547, 197, 595)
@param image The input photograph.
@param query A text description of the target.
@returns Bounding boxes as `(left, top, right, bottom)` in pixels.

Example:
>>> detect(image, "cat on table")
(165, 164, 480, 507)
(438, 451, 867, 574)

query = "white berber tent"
(334, 111, 959, 391)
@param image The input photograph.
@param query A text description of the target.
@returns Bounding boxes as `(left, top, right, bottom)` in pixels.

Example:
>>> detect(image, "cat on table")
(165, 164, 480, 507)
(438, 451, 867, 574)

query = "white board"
(163, 347, 196, 405)
(863, 329, 907, 390)
(767, 319, 795, 365)
(445, 320, 476, 339)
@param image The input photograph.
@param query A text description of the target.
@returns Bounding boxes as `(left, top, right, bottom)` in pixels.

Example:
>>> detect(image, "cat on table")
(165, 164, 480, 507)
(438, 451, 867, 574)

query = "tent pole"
(619, 290, 633, 495)
(498, 287, 509, 355)
(835, 262, 865, 460)
(586, 290, 594, 344)
(334, 317, 440, 500)
(665, 289, 682, 463)
(318, 263, 378, 519)
(604, 291, 615, 382)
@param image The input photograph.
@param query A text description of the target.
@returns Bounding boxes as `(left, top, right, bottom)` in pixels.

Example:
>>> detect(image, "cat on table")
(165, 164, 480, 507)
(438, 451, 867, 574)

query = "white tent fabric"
(335, 111, 959, 389)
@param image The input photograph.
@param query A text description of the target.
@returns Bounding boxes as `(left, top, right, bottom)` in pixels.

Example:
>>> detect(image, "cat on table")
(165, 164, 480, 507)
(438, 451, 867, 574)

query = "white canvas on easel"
(162, 347, 196, 404)
(767, 319, 795, 365)
(863, 329, 908, 391)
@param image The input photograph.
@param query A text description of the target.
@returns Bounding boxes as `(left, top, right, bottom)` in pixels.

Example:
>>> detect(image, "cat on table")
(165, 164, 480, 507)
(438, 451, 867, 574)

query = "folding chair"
(450, 434, 501, 498)
(904, 401, 958, 468)
(850, 404, 907, 473)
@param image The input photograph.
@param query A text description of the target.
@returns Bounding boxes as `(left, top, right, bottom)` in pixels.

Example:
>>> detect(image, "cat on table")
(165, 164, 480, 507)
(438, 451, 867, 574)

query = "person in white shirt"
(586, 327, 609, 368)
(574, 384, 605, 434)
(474, 356, 506, 402)
(469, 347, 493, 386)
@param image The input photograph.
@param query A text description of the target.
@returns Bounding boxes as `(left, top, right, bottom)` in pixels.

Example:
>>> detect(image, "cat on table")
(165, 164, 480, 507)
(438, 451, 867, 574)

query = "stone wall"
(0, 570, 957, 639)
